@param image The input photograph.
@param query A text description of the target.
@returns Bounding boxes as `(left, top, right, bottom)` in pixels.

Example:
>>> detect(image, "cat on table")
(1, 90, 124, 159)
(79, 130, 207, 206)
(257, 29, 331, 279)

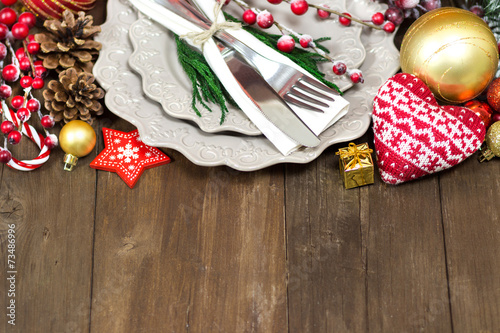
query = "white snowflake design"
(117, 142, 139, 163)
(114, 138, 121, 144)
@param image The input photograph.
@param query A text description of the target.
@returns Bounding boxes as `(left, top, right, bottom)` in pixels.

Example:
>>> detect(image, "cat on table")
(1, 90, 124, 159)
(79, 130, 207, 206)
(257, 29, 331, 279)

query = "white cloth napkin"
(129, 0, 349, 155)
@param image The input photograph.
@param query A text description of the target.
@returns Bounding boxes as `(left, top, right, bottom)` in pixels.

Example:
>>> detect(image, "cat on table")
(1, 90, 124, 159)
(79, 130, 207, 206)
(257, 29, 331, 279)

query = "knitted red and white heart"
(372, 73, 486, 185)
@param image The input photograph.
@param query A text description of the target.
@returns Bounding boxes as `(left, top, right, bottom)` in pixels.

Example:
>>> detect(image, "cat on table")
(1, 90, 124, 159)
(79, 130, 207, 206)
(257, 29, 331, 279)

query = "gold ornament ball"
(486, 121, 500, 157)
(59, 120, 96, 157)
(400, 7, 499, 104)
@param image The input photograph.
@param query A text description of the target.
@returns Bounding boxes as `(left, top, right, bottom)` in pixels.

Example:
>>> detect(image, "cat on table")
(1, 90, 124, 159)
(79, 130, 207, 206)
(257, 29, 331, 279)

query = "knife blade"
(128, 0, 321, 147)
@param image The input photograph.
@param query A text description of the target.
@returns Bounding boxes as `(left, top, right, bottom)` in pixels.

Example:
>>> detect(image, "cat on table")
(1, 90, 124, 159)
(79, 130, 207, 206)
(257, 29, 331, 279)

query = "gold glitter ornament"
(479, 121, 500, 162)
(400, 7, 499, 104)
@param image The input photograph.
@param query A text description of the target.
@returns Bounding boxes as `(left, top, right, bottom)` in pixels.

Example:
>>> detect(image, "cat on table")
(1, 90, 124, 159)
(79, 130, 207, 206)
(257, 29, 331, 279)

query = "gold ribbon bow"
(336, 143, 373, 169)
(181, 1, 241, 46)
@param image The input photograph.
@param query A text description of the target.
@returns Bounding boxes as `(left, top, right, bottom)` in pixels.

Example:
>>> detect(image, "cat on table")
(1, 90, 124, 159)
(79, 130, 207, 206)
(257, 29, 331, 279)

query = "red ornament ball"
(493, 112, 500, 123)
(0, 23, 8, 39)
(332, 62, 347, 75)
(41, 115, 55, 128)
(1, 120, 14, 134)
(16, 107, 31, 122)
(26, 98, 40, 112)
(372, 12, 385, 25)
(0, 42, 7, 61)
(0, 84, 12, 99)
(277, 35, 295, 53)
(317, 5, 331, 19)
(299, 35, 312, 48)
(257, 11, 274, 29)
(20, 75, 33, 88)
(2, 64, 20, 82)
(0, 148, 12, 164)
(291, 0, 308, 15)
(8, 130, 21, 144)
(31, 77, 44, 89)
(487, 78, 500, 113)
(0, 7, 17, 26)
(18, 12, 36, 28)
(11, 95, 24, 109)
(11, 22, 29, 40)
(242, 9, 257, 25)
(44, 134, 58, 149)
(464, 100, 493, 127)
(339, 13, 352, 26)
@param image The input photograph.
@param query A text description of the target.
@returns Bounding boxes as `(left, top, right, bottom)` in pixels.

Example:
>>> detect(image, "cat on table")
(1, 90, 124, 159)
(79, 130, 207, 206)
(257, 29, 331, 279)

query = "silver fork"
(157, 0, 337, 113)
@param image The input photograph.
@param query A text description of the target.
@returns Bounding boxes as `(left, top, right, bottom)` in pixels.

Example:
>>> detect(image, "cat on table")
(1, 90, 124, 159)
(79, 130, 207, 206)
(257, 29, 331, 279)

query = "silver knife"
(128, 0, 321, 147)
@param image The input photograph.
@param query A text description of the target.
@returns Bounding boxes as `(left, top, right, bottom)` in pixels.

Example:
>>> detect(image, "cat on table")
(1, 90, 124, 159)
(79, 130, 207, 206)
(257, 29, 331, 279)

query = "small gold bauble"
(400, 7, 499, 104)
(59, 120, 96, 171)
(486, 121, 500, 157)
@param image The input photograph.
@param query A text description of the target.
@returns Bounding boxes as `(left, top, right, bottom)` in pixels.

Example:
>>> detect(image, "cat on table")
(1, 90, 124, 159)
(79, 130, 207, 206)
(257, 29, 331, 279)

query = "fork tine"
(295, 80, 335, 103)
(287, 87, 329, 108)
(284, 94, 325, 112)
(299, 77, 339, 96)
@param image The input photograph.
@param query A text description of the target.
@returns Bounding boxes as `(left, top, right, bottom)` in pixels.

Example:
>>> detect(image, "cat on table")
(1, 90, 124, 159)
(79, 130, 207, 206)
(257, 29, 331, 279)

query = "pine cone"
(43, 68, 105, 125)
(34, 10, 102, 73)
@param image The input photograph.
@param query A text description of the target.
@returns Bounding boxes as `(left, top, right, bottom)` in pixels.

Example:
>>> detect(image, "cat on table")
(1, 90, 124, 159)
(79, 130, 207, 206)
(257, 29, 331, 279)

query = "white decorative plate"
(127, 0, 366, 135)
(93, 0, 399, 171)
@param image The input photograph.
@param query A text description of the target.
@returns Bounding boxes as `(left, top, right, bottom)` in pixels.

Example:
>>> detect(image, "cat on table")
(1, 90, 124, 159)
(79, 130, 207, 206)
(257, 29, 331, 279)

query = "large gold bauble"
(400, 7, 499, 104)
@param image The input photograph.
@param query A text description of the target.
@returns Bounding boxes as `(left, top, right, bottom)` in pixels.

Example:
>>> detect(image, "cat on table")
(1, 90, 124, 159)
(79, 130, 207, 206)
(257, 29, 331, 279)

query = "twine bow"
(336, 143, 373, 169)
(181, 1, 241, 46)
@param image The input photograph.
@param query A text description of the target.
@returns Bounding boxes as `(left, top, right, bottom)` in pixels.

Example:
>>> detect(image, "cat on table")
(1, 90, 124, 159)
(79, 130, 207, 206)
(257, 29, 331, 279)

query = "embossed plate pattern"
(127, 0, 366, 135)
(93, 0, 399, 171)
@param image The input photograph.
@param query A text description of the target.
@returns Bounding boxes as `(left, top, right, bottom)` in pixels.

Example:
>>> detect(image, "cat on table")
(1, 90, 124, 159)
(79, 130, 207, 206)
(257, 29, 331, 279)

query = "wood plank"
(90, 119, 287, 332)
(439, 155, 500, 331)
(0, 125, 97, 332)
(285, 135, 452, 332)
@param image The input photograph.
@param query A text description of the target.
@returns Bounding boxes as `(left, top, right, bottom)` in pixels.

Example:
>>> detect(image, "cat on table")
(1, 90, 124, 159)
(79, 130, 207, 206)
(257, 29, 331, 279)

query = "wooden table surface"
(2, 0, 500, 332)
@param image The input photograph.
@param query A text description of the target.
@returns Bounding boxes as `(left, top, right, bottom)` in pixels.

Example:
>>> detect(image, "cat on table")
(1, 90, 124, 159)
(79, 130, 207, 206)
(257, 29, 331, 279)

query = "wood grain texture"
(439, 155, 500, 332)
(89, 120, 287, 332)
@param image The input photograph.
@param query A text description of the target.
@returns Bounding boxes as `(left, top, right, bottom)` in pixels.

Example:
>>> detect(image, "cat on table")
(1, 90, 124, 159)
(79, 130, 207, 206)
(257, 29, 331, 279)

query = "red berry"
(0, 148, 12, 164)
(383, 21, 396, 33)
(19, 57, 31, 71)
(8, 130, 21, 144)
(385, 7, 404, 25)
(349, 70, 364, 84)
(11, 22, 29, 40)
(18, 12, 36, 28)
(2, 64, 19, 82)
(299, 35, 312, 48)
(34, 60, 43, 66)
(217, 0, 230, 5)
(35, 65, 47, 78)
(268, 0, 282, 3)
(17, 107, 30, 122)
(27, 34, 35, 42)
(291, 0, 308, 15)
(41, 115, 55, 128)
(15, 47, 26, 60)
(395, 0, 419, 9)
(20, 75, 33, 88)
(332, 62, 346, 75)
(0, 23, 8, 40)
(1, 0, 17, 6)
(277, 35, 295, 53)
(27, 42, 40, 54)
(44, 134, 58, 149)
(0, 42, 6, 61)
(339, 13, 352, 26)
(257, 11, 274, 29)
(0, 8, 17, 27)
(0, 84, 11, 99)
(11, 95, 24, 109)
(26, 98, 40, 112)
(242, 9, 257, 25)
(31, 77, 44, 89)
(421, 0, 441, 11)
(371, 12, 385, 25)
(1, 120, 14, 134)
(317, 4, 331, 19)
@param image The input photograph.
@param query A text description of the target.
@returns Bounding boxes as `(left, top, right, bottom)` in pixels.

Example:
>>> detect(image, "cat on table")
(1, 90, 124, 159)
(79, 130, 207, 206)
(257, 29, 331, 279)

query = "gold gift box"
(336, 143, 374, 189)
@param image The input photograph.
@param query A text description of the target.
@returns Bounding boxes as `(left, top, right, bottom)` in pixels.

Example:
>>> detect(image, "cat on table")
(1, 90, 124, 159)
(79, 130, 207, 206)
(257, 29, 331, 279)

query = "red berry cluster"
(0, 1, 57, 164)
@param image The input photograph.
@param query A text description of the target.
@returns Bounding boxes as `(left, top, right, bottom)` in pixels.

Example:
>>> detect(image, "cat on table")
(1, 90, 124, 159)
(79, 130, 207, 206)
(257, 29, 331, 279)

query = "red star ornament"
(90, 128, 170, 188)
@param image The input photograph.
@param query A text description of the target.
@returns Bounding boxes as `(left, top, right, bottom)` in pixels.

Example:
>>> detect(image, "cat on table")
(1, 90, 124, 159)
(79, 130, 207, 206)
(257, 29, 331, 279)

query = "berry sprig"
(0, 2, 57, 167)
(231, 0, 365, 83)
